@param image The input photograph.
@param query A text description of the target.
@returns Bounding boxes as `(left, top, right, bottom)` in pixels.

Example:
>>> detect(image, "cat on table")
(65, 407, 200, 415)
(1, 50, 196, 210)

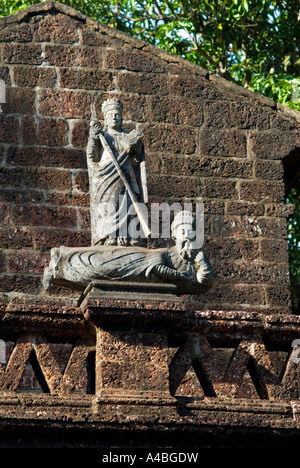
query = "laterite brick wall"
(0, 1, 299, 314)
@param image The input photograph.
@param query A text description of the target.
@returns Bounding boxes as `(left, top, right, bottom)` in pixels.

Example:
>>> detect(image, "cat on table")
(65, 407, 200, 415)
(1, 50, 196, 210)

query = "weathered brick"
(78, 208, 90, 230)
(257, 218, 288, 240)
(11, 205, 77, 228)
(13, 65, 56, 88)
(7, 250, 49, 274)
(44, 190, 89, 207)
(38, 89, 91, 119)
(248, 130, 298, 160)
(205, 101, 270, 129)
(210, 215, 262, 238)
(0, 115, 20, 143)
(144, 125, 196, 154)
(184, 156, 253, 178)
(31, 227, 91, 249)
(0, 167, 23, 188)
(0, 227, 34, 249)
(265, 285, 291, 306)
(44, 44, 102, 67)
(105, 49, 165, 73)
(2, 87, 35, 115)
(0, 23, 32, 42)
(203, 282, 265, 305)
(73, 170, 89, 192)
(71, 120, 89, 148)
(7, 146, 86, 169)
(21, 116, 37, 145)
(170, 75, 227, 100)
(205, 236, 260, 260)
(0, 66, 11, 85)
(93, 93, 148, 122)
(201, 178, 237, 199)
(0, 251, 6, 273)
(265, 203, 294, 218)
(24, 168, 72, 191)
(260, 238, 289, 262)
(0, 188, 43, 204)
(1, 43, 42, 64)
(198, 129, 247, 157)
(147, 175, 200, 198)
(149, 96, 203, 127)
(0, 274, 41, 294)
(226, 201, 264, 216)
(117, 72, 168, 95)
(37, 118, 68, 147)
(81, 28, 120, 49)
(254, 160, 284, 180)
(0, 204, 11, 226)
(59, 68, 114, 90)
(214, 260, 290, 285)
(32, 14, 79, 43)
(239, 180, 285, 203)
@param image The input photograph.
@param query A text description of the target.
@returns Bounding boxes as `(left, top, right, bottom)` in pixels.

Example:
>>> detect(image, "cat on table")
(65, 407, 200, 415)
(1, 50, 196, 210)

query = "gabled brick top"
(0, 1, 299, 316)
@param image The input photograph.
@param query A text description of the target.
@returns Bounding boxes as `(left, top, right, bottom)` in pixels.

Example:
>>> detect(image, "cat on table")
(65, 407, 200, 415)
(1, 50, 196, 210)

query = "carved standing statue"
(43, 98, 215, 296)
(86, 99, 148, 247)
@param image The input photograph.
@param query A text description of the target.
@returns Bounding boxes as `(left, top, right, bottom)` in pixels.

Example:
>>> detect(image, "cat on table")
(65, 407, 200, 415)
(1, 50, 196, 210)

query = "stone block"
(2, 87, 35, 115)
(1, 43, 42, 64)
(117, 72, 168, 95)
(149, 96, 204, 126)
(71, 121, 89, 149)
(38, 89, 91, 119)
(0, 23, 32, 42)
(205, 101, 270, 129)
(96, 328, 170, 397)
(239, 180, 285, 203)
(72, 170, 89, 193)
(105, 48, 165, 73)
(198, 128, 247, 157)
(248, 130, 298, 160)
(254, 160, 284, 180)
(7, 250, 49, 275)
(37, 118, 68, 147)
(24, 167, 72, 191)
(7, 146, 86, 169)
(170, 75, 228, 100)
(31, 13, 79, 43)
(200, 178, 238, 199)
(59, 68, 114, 90)
(260, 238, 289, 262)
(147, 174, 200, 198)
(44, 44, 103, 67)
(13, 65, 56, 88)
(11, 205, 78, 229)
(144, 125, 196, 154)
(0, 115, 20, 143)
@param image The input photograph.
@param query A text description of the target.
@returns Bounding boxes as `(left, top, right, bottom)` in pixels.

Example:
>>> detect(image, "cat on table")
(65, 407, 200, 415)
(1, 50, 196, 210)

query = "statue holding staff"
(86, 98, 149, 247)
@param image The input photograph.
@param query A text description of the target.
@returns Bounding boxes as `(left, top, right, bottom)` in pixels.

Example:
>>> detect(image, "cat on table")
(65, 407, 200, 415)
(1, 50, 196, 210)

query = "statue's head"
(171, 211, 196, 259)
(102, 98, 123, 131)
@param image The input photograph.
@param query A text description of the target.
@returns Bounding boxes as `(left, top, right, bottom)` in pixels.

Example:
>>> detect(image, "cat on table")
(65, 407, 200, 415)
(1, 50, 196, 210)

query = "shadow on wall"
(284, 148, 300, 314)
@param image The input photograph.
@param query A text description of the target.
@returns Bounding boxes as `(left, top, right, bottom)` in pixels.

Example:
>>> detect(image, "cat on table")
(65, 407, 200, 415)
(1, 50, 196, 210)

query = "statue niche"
(43, 98, 214, 296)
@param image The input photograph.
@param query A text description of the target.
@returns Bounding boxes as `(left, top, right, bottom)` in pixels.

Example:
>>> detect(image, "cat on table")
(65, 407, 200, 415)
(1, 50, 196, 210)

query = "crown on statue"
(101, 98, 123, 116)
(171, 210, 196, 234)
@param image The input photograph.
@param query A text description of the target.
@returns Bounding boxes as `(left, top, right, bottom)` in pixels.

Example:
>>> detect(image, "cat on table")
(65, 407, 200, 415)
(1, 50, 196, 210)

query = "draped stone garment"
(87, 129, 147, 246)
(44, 245, 214, 294)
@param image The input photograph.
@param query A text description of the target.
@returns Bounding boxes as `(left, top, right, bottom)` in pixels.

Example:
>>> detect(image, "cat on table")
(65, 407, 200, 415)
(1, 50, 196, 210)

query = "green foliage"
(0, 0, 299, 309)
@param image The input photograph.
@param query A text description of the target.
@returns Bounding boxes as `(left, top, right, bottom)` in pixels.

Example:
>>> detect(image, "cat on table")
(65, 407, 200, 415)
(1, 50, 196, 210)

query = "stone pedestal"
(80, 281, 183, 399)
